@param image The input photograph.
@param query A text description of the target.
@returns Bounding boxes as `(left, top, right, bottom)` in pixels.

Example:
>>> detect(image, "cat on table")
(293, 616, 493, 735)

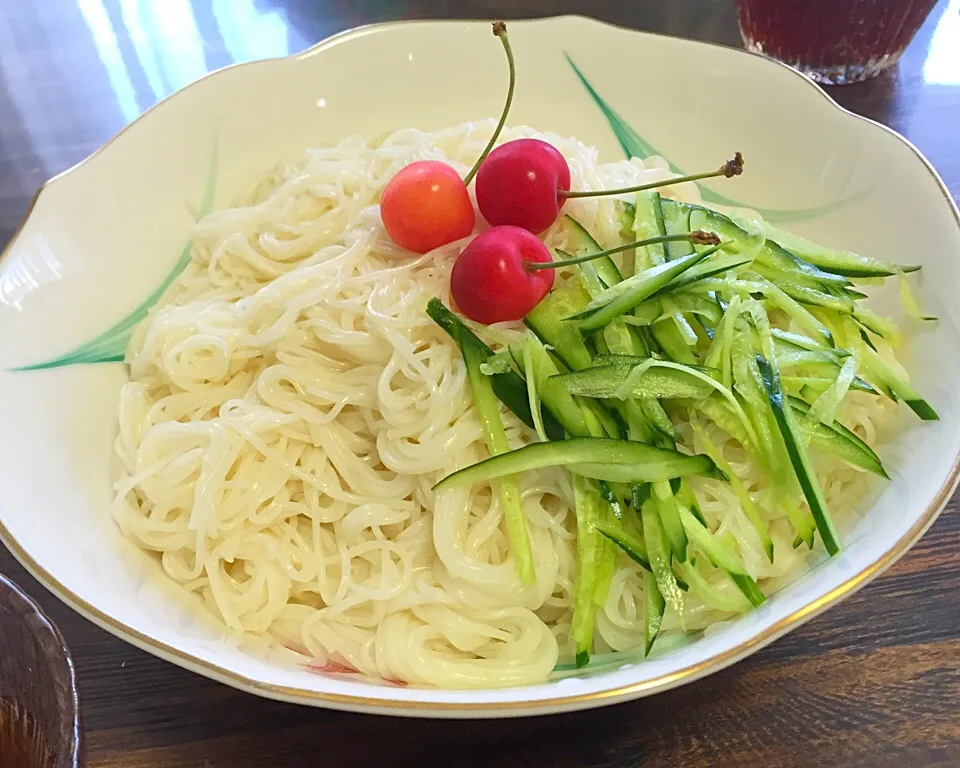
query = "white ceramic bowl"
(0, 17, 958, 718)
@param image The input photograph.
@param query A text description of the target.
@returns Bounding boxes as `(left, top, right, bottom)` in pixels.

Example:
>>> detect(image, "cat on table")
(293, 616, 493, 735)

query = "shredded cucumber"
(691, 420, 774, 562)
(641, 500, 685, 617)
(461, 335, 536, 583)
(430, 192, 936, 670)
(572, 476, 603, 667)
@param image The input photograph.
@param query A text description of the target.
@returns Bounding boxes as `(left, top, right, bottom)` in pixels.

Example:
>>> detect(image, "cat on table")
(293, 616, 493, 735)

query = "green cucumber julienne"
(427, 182, 936, 670)
(433, 438, 722, 491)
(573, 250, 714, 332)
(594, 522, 651, 572)
(756, 354, 841, 555)
(459, 325, 537, 584)
(427, 298, 564, 440)
(788, 396, 888, 478)
(551, 361, 716, 400)
(562, 214, 622, 288)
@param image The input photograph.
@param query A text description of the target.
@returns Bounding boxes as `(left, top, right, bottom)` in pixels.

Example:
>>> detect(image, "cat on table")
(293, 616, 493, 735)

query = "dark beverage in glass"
(736, 0, 939, 85)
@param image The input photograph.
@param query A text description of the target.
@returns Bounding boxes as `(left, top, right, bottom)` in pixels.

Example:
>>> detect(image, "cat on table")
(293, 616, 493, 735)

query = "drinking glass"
(736, 0, 940, 85)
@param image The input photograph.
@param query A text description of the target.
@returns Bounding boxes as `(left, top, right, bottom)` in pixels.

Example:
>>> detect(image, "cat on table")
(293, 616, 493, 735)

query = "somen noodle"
(112, 121, 891, 688)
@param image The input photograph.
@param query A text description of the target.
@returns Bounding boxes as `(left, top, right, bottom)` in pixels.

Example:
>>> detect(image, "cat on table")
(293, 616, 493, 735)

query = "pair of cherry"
(380, 23, 741, 324)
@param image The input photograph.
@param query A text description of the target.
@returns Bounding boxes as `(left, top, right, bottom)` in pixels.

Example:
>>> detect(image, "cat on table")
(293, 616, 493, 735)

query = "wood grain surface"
(1, 1, 958, 766)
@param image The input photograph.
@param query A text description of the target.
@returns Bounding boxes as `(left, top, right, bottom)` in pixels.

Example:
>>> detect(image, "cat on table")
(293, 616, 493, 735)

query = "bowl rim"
(1, 16, 958, 715)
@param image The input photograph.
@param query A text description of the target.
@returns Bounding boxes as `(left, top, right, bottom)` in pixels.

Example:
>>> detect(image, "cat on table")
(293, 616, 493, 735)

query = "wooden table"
(1, 1, 958, 765)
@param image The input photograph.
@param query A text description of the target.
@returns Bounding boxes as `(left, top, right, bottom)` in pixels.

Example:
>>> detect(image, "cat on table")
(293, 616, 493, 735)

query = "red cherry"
(380, 161, 475, 254)
(451, 226, 555, 324)
(475, 139, 571, 234)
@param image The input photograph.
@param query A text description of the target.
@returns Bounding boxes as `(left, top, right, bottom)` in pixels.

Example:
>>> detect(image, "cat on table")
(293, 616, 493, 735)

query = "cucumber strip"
(590, 259, 678, 508)
(573, 251, 712, 331)
(732, 331, 816, 547)
(427, 299, 564, 439)
(676, 479, 707, 527)
(609, 357, 762, 450)
(753, 253, 853, 290)
(898, 271, 937, 322)
(624, 300, 663, 326)
(756, 281, 834, 346)
(688, 204, 763, 256)
(617, 201, 636, 238)
(552, 363, 715, 401)
(788, 376, 878, 396)
(844, 287, 869, 300)
(675, 559, 750, 613)
(593, 498, 619, 607)
(691, 393, 755, 455)
(762, 223, 919, 277)
(705, 294, 742, 389)
(562, 215, 623, 289)
(596, 480, 624, 520)
(577, 260, 608, 299)
(756, 354, 841, 555)
(684, 278, 834, 345)
(461, 333, 536, 583)
(853, 306, 902, 347)
(860, 344, 938, 421)
(595, 522, 651, 571)
(774, 345, 842, 370)
(695, 292, 721, 339)
(582, 396, 625, 439)
(524, 278, 596, 371)
(641, 398, 682, 442)
(642, 570, 665, 657)
(771, 328, 847, 356)
(624, 398, 655, 445)
(662, 298, 700, 346)
(781, 495, 816, 549)
(521, 341, 548, 442)
(572, 476, 602, 667)
(660, 198, 696, 260)
(808, 357, 856, 426)
(677, 506, 766, 607)
(788, 396, 888, 478)
(576, 245, 733, 321)
(651, 320, 700, 365)
(433, 438, 722, 491)
(732, 328, 788, 478)
(760, 239, 853, 286)
(661, 251, 753, 293)
(633, 483, 652, 508)
(565, 459, 723, 484)
(637, 294, 725, 325)
(633, 190, 668, 268)
(774, 279, 855, 314)
(691, 421, 774, 562)
(603, 318, 644, 361)
(641, 500, 685, 616)
(479, 349, 513, 375)
(653, 480, 689, 562)
(508, 339, 590, 438)
(592, 398, 627, 440)
(598, 478, 626, 517)
(691, 205, 848, 288)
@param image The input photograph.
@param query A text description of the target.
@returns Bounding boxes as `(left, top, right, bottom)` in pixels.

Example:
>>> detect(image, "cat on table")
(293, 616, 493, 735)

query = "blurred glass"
(737, 0, 940, 85)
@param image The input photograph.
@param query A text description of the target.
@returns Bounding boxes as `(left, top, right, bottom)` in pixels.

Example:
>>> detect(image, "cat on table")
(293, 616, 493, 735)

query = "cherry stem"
(524, 231, 721, 271)
(463, 22, 515, 187)
(559, 153, 744, 199)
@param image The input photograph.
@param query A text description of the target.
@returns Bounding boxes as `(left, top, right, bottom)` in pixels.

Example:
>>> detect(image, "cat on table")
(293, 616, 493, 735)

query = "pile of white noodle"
(113, 121, 889, 688)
